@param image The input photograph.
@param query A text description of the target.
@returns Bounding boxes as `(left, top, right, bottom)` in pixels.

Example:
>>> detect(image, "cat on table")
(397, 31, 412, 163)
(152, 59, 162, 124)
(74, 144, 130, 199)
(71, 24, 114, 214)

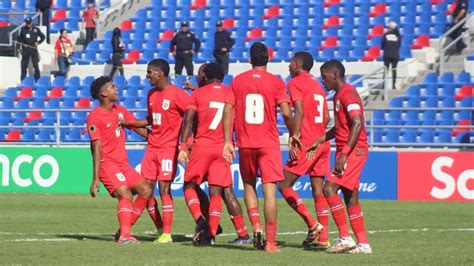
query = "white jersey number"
(209, 101, 225, 130)
(161, 159, 173, 173)
(152, 113, 162, 125)
(314, 94, 324, 124)
(245, 94, 264, 124)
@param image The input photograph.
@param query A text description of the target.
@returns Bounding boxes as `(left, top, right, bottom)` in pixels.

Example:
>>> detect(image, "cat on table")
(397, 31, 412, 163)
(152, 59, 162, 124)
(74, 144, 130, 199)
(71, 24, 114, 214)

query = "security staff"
(35, 0, 52, 43)
(448, 0, 468, 54)
(16, 17, 45, 81)
(170, 22, 201, 76)
(381, 21, 401, 90)
(213, 20, 235, 75)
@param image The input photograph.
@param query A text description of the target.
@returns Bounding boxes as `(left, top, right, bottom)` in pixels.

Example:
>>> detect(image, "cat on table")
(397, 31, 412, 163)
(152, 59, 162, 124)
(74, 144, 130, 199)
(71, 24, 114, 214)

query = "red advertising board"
(398, 152, 474, 202)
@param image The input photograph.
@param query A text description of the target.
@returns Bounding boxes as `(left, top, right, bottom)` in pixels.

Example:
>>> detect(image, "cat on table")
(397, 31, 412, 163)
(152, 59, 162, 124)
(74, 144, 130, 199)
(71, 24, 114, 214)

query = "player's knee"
(183, 182, 195, 191)
(159, 186, 170, 196)
(115, 187, 133, 200)
(323, 183, 336, 197)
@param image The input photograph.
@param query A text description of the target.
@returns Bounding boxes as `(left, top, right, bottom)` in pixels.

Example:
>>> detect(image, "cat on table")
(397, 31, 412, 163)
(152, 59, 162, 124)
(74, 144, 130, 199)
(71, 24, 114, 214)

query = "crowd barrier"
(0, 147, 472, 202)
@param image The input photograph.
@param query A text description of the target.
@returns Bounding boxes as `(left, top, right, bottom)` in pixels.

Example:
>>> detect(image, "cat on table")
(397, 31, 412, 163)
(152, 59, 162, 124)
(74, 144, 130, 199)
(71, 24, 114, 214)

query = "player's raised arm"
(222, 103, 235, 163)
(89, 140, 101, 198)
(178, 109, 196, 164)
(133, 128, 149, 140)
(119, 117, 150, 128)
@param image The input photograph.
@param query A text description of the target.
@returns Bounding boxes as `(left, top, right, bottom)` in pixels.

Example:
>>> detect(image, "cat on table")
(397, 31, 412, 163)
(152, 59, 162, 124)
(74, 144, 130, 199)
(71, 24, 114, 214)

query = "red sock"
(281, 188, 316, 228)
(315, 195, 329, 242)
(161, 195, 174, 234)
(147, 197, 163, 229)
(231, 215, 249, 237)
(265, 222, 277, 245)
(326, 195, 351, 238)
(208, 195, 222, 237)
(184, 188, 203, 222)
(130, 196, 147, 226)
(117, 199, 133, 238)
(348, 204, 369, 244)
(247, 207, 262, 232)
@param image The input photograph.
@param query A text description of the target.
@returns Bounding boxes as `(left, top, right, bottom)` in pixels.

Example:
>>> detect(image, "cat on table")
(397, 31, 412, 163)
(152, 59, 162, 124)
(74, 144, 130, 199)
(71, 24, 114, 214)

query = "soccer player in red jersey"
(179, 63, 252, 245)
(87, 76, 154, 244)
(222, 42, 300, 253)
(307, 59, 372, 254)
(120, 59, 191, 243)
(279, 52, 330, 248)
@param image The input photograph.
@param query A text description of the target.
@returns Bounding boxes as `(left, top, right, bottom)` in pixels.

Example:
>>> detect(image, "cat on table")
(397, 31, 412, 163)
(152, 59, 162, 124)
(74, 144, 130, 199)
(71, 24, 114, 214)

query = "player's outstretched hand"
(306, 136, 323, 160)
(118, 117, 129, 127)
(333, 155, 347, 178)
(223, 142, 235, 164)
(288, 135, 302, 160)
(178, 150, 189, 164)
(90, 180, 100, 198)
(183, 81, 197, 91)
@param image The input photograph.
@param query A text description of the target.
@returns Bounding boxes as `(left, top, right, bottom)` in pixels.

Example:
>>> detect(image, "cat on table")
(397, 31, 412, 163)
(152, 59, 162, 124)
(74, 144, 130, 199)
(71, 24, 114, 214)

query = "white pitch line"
(1, 228, 473, 242)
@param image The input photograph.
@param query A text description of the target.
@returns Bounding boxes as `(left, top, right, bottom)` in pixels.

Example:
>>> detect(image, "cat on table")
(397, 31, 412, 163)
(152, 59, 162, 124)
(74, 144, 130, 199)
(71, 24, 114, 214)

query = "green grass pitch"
(1, 193, 473, 265)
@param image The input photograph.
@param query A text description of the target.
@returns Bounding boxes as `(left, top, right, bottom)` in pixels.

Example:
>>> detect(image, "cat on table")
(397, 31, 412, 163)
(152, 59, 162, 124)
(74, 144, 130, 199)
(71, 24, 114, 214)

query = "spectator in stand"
(55, 29, 74, 77)
(82, 0, 99, 48)
(381, 22, 401, 90)
(16, 17, 45, 81)
(448, 0, 468, 54)
(35, 0, 52, 44)
(170, 22, 201, 77)
(109, 27, 125, 78)
(213, 20, 235, 75)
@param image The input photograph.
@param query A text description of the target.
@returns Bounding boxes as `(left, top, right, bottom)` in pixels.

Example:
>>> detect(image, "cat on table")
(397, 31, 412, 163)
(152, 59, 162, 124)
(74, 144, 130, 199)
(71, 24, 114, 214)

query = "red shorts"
(238, 148, 284, 184)
(184, 146, 232, 187)
(99, 161, 144, 196)
(141, 147, 178, 182)
(327, 147, 368, 191)
(284, 142, 330, 177)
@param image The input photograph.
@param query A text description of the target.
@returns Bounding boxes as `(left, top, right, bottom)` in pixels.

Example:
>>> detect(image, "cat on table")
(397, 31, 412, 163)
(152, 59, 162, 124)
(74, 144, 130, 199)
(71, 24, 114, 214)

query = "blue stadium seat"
(419, 130, 434, 143)
(401, 129, 417, 143)
(436, 131, 452, 143)
(454, 132, 472, 144)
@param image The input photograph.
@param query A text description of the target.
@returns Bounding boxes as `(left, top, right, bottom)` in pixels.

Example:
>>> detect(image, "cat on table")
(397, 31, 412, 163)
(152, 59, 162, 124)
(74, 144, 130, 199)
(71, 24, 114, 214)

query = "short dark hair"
(203, 63, 224, 81)
(250, 42, 268, 67)
(320, 59, 345, 78)
(293, 51, 314, 72)
(90, 76, 112, 99)
(148, 59, 170, 77)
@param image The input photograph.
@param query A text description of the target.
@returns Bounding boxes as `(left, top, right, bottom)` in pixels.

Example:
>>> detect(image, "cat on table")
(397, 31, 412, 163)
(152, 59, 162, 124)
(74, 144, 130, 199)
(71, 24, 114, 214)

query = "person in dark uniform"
(109, 27, 125, 78)
(381, 22, 401, 90)
(448, 0, 468, 54)
(35, 0, 52, 44)
(170, 22, 201, 76)
(16, 17, 45, 81)
(213, 20, 235, 75)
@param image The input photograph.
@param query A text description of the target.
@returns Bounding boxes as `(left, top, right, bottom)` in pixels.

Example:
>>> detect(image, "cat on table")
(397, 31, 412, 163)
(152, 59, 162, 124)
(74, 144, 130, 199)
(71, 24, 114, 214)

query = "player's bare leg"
(142, 180, 163, 238)
(155, 181, 173, 243)
(242, 178, 264, 250)
(279, 171, 322, 247)
(112, 186, 139, 244)
(324, 181, 355, 253)
(223, 186, 252, 244)
(341, 188, 372, 254)
(262, 182, 280, 253)
(310, 176, 330, 248)
(199, 185, 224, 245)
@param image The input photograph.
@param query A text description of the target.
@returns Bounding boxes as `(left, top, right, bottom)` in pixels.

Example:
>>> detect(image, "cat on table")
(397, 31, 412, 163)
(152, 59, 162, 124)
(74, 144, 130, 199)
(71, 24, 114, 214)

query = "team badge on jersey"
(89, 125, 96, 133)
(335, 100, 340, 112)
(162, 99, 170, 110)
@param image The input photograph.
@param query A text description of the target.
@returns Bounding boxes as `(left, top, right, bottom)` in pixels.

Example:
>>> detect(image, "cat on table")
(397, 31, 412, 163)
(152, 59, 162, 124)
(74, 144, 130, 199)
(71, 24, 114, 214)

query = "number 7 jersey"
(147, 85, 191, 149)
(226, 69, 290, 148)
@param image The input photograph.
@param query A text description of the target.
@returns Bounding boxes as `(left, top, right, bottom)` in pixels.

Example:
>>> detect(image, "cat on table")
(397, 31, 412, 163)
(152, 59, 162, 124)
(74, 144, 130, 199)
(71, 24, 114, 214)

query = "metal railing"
(438, 12, 473, 74)
(3, 107, 470, 148)
(0, 11, 42, 47)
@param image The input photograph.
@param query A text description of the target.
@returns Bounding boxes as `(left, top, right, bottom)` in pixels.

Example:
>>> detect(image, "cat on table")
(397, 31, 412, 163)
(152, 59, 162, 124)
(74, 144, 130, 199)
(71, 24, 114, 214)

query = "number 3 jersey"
(287, 72, 328, 147)
(226, 69, 290, 149)
(86, 104, 136, 163)
(147, 85, 191, 149)
(187, 83, 232, 148)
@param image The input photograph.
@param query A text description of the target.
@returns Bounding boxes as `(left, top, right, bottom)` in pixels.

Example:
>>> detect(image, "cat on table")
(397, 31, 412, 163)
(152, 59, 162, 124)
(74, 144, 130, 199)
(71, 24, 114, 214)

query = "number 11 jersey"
(226, 69, 290, 149)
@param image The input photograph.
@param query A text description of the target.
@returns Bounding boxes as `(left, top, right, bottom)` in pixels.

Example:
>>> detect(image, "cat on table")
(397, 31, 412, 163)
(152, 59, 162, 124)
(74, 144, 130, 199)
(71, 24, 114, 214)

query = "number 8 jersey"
(147, 85, 191, 149)
(226, 69, 290, 148)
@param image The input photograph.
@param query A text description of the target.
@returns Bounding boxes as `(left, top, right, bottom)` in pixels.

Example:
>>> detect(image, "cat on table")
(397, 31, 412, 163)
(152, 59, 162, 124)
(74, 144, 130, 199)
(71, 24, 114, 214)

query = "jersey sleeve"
(225, 82, 236, 106)
(287, 80, 302, 102)
(275, 79, 290, 104)
(176, 89, 192, 113)
(86, 115, 102, 141)
(341, 89, 362, 117)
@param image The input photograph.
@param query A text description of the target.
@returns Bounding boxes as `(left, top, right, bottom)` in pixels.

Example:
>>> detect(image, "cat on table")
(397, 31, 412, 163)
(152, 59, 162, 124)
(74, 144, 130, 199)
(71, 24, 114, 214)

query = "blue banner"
(127, 149, 398, 200)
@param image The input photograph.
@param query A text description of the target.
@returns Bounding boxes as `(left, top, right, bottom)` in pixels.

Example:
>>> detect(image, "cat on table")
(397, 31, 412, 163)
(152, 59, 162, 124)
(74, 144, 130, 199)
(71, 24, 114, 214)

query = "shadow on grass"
(55, 234, 112, 242)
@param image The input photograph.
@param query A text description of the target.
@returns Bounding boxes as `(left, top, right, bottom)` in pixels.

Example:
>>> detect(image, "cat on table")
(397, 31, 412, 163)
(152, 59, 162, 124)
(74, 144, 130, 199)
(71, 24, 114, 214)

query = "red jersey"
(82, 8, 98, 28)
(54, 38, 73, 56)
(226, 69, 290, 148)
(288, 72, 328, 146)
(187, 83, 230, 148)
(333, 83, 368, 150)
(147, 85, 191, 149)
(86, 104, 136, 163)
